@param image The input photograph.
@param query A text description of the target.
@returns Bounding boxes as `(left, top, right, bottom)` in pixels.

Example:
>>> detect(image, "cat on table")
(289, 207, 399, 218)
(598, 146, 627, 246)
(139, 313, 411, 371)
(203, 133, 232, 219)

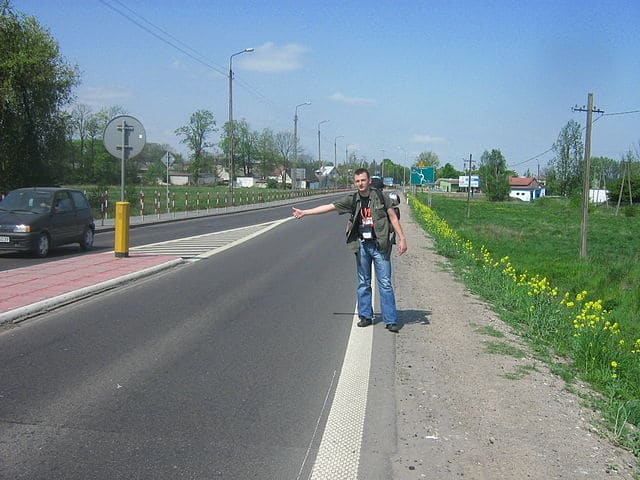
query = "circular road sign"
(103, 115, 146, 159)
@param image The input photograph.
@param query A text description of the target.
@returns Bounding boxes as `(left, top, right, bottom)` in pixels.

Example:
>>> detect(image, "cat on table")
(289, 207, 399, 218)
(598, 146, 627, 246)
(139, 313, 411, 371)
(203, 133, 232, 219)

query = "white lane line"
(198, 217, 291, 258)
(309, 273, 376, 479)
(129, 218, 292, 258)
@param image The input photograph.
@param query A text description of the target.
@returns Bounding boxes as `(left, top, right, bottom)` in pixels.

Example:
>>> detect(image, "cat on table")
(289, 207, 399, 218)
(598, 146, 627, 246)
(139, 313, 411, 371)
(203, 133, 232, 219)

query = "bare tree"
(274, 131, 294, 185)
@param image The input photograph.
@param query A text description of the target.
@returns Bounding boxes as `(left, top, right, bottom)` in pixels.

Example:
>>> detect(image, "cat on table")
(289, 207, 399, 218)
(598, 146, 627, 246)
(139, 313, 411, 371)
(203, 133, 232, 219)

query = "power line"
(97, 0, 226, 76)
(97, 0, 286, 116)
(508, 146, 554, 168)
(111, 0, 219, 67)
(507, 107, 639, 170)
(602, 109, 640, 116)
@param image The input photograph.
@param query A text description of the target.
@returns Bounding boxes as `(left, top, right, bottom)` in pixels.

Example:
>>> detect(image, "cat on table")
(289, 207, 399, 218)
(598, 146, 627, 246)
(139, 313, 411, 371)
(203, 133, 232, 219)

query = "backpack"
(349, 188, 401, 243)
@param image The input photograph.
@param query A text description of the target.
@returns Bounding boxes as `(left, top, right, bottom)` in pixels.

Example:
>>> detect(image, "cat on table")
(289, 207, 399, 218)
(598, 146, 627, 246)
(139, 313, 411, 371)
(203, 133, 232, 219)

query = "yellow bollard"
(114, 201, 130, 257)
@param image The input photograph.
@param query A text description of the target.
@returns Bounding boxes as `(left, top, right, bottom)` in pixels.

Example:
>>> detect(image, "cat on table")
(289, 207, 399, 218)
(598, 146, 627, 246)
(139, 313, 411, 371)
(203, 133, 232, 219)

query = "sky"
(12, 0, 640, 174)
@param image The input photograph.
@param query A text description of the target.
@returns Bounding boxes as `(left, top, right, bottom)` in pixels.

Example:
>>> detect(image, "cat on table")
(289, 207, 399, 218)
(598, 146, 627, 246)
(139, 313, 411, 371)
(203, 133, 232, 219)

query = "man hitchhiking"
(292, 168, 407, 332)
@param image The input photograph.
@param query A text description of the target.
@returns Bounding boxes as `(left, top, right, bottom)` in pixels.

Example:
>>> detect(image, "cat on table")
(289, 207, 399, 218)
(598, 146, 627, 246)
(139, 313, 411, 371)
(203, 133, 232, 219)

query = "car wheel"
(34, 233, 50, 258)
(79, 226, 94, 250)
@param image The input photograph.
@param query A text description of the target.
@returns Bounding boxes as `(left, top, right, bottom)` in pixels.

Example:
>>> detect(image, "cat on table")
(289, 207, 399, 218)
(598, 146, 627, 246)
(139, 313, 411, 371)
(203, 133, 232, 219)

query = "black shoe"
(357, 316, 372, 327)
(386, 323, 399, 332)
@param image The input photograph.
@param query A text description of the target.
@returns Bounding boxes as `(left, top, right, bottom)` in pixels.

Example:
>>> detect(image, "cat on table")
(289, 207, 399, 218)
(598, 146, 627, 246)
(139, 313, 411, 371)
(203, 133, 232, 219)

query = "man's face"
(353, 172, 371, 193)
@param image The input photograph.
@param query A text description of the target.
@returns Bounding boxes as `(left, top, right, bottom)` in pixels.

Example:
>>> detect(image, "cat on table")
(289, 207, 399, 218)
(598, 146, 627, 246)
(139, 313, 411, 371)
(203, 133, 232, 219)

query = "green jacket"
(334, 190, 394, 254)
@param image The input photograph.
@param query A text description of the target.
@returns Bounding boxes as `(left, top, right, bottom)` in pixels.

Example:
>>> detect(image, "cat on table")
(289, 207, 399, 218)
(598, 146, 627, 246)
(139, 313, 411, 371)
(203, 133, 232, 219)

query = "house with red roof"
(509, 177, 545, 202)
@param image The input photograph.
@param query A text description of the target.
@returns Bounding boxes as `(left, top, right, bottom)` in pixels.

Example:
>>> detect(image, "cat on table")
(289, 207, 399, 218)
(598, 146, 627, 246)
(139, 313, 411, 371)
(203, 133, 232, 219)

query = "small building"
(315, 166, 338, 188)
(589, 189, 608, 204)
(509, 177, 545, 202)
(437, 178, 460, 192)
(270, 165, 292, 187)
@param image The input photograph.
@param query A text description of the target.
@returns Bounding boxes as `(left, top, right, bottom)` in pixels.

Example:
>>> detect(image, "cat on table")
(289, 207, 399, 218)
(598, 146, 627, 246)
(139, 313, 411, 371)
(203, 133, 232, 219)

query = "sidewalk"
(0, 252, 182, 324)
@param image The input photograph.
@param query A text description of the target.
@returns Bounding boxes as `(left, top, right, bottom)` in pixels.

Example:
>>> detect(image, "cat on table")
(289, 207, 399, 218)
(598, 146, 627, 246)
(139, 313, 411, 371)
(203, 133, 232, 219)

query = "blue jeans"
(355, 241, 398, 325)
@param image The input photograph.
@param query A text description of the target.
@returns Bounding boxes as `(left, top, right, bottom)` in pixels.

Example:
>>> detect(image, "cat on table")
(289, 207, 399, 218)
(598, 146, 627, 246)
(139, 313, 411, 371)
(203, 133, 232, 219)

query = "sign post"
(410, 166, 435, 186)
(103, 115, 146, 257)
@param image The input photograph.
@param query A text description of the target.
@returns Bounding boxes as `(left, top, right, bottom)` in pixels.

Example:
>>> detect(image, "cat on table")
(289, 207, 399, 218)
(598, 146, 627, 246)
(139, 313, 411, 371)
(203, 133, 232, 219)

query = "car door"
(69, 190, 93, 238)
(50, 191, 76, 245)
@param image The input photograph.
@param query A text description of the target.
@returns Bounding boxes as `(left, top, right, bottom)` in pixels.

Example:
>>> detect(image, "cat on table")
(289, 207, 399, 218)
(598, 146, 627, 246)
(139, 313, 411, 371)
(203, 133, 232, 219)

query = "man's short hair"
(353, 168, 370, 178)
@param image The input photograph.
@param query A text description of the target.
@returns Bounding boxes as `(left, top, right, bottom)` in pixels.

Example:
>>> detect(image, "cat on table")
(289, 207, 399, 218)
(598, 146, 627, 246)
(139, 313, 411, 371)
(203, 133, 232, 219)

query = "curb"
(0, 258, 184, 324)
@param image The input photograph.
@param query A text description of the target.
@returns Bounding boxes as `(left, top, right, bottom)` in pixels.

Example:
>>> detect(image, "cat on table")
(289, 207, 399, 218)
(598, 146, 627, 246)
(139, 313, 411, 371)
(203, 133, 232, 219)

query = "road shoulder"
(390, 199, 637, 478)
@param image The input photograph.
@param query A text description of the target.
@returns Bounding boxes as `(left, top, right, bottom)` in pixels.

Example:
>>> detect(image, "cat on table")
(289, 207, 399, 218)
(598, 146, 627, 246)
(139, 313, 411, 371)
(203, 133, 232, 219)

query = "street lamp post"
(334, 135, 344, 165)
(346, 144, 354, 165)
(334, 135, 344, 188)
(293, 102, 311, 188)
(228, 48, 254, 196)
(397, 146, 407, 186)
(317, 120, 329, 166)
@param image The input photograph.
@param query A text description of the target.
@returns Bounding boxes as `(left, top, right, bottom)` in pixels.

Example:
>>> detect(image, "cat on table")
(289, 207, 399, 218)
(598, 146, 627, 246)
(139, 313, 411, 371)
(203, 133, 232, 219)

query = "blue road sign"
(410, 166, 435, 185)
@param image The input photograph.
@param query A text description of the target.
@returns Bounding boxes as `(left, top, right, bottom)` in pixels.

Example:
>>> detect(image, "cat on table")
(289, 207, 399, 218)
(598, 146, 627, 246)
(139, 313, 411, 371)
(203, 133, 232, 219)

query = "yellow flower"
(611, 361, 618, 368)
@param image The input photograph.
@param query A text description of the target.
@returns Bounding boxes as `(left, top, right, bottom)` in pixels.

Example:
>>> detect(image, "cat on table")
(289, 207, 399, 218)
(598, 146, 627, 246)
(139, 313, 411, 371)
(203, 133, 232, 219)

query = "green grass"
(420, 194, 640, 340)
(410, 193, 640, 457)
(472, 323, 506, 338)
(502, 364, 538, 380)
(483, 340, 528, 358)
(69, 184, 327, 218)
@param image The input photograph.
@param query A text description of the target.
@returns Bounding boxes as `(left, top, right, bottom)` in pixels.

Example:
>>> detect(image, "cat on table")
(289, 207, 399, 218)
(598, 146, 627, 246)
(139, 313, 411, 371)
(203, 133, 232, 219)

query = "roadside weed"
(410, 194, 640, 454)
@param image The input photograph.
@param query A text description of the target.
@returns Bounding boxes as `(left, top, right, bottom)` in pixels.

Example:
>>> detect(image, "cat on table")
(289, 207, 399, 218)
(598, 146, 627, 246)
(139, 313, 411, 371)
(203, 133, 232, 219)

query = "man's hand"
(292, 207, 305, 219)
(397, 237, 408, 255)
(292, 204, 336, 218)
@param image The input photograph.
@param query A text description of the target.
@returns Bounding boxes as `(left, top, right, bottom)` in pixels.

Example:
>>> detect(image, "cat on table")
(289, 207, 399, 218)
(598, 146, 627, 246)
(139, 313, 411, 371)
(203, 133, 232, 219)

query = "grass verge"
(410, 193, 640, 457)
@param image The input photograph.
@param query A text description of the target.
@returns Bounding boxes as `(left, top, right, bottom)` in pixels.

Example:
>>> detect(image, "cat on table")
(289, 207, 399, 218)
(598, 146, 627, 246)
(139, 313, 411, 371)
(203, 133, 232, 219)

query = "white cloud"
(239, 42, 307, 73)
(328, 92, 376, 107)
(78, 86, 133, 107)
(169, 58, 187, 70)
(410, 133, 448, 144)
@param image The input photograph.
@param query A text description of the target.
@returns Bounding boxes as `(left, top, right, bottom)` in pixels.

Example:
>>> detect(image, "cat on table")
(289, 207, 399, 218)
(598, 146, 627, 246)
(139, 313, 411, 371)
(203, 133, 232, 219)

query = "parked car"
(0, 187, 95, 258)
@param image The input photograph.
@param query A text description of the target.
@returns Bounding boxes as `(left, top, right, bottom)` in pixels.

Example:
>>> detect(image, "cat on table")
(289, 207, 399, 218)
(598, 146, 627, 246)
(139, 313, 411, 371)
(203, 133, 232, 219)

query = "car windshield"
(0, 190, 54, 214)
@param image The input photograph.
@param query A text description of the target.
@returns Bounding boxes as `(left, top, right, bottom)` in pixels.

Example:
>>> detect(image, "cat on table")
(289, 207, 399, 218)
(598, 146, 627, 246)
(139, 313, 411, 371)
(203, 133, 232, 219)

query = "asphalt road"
(0, 199, 396, 479)
(0, 200, 324, 270)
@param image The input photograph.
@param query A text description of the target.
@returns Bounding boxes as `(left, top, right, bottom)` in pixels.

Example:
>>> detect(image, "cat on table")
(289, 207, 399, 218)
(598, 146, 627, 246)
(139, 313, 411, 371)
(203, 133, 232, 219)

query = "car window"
(70, 191, 89, 209)
(0, 190, 53, 213)
(32, 192, 54, 213)
(54, 192, 74, 213)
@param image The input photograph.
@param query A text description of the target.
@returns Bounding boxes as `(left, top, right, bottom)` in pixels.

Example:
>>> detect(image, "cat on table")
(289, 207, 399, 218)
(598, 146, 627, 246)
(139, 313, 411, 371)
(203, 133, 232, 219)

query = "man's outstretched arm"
(292, 203, 337, 219)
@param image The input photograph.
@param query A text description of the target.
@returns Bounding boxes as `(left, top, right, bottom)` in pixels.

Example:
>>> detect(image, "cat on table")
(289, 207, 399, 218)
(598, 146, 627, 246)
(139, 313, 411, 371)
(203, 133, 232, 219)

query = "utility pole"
(615, 155, 634, 215)
(464, 154, 474, 218)
(573, 93, 604, 258)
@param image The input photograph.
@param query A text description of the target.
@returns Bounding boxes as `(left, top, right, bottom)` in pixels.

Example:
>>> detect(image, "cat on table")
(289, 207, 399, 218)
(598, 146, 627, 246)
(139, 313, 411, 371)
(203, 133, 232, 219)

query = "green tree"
(254, 128, 279, 179)
(590, 156, 620, 189)
(436, 162, 461, 179)
(478, 149, 510, 201)
(175, 110, 216, 184)
(608, 150, 640, 204)
(0, 2, 79, 191)
(547, 120, 584, 196)
(234, 120, 256, 177)
(415, 151, 440, 168)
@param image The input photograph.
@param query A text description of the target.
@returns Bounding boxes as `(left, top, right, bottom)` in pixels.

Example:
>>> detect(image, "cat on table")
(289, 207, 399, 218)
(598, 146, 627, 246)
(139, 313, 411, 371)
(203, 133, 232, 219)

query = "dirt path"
(389, 200, 638, 479)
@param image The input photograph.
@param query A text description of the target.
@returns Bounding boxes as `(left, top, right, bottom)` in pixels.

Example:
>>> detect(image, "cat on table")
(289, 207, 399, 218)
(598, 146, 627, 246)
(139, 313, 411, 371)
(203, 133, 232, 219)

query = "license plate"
(0, 236, 9, 243)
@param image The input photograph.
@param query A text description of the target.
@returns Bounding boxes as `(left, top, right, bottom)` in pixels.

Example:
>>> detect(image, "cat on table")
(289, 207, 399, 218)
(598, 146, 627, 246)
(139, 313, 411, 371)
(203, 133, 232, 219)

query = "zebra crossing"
(129, 218, 292, 260)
